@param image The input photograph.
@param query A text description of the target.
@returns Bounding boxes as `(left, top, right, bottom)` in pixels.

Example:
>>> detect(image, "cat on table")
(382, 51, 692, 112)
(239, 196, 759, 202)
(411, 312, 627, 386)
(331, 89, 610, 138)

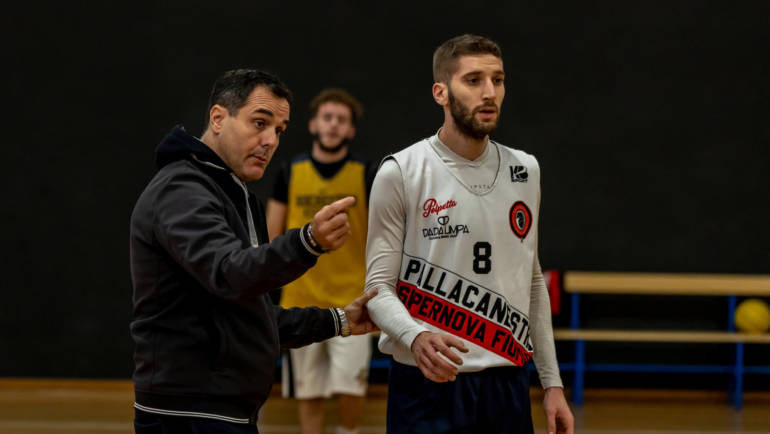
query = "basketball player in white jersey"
(364, 35, 574, 433)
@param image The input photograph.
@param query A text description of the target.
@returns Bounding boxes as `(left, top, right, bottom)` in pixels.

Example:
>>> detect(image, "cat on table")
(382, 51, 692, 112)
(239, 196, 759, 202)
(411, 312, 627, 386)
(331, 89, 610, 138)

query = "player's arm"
(364, 159, 379, 204)
(529, 185, 574, 433)
(365, 159, 467, 383)
(266, 161, 290, 241)
(266, 199, 287, 242)
(529, 258, 562, 389)
(532, 257, 573, 433)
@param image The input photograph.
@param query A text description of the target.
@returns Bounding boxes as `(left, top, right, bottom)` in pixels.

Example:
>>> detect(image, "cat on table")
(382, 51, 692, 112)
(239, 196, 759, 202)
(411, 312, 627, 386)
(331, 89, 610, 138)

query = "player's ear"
(347, 124, 356, 139)
(209, 104, 228, 134)
(308, 117, 317, 135)
(432, 82, 448, 106)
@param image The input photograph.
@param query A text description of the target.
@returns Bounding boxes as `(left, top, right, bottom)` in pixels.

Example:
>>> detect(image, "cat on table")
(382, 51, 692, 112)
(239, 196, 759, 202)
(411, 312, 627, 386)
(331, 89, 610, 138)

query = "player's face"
(447, 54, 505, 139)
(216, 86, 290, 181)
(309, 102, 355, 152)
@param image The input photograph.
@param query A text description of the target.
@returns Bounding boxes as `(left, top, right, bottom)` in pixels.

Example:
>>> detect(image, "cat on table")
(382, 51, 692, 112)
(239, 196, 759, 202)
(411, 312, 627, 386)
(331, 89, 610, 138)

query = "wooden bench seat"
(554, 328, 770, 344)
(564, 272, 770, 295)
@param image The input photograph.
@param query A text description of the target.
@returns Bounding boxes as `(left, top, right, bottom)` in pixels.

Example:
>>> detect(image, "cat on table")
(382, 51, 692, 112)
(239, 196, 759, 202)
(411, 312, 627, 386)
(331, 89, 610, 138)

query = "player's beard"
(448, 90, 500, 139)
(313, 133, 349, 154)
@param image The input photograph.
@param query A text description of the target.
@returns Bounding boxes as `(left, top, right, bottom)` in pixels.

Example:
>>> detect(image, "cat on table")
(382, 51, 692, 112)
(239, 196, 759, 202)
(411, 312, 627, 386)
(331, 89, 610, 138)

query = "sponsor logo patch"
(422, 198, 457, 218)
(509, 165, 528, 183)
(422, 215, 470, 240)
(509, 201, 532, 240)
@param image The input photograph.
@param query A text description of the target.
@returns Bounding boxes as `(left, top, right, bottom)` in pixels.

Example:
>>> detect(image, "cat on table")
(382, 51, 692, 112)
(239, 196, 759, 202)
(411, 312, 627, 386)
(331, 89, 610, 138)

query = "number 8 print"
(473, 241, 492, 274)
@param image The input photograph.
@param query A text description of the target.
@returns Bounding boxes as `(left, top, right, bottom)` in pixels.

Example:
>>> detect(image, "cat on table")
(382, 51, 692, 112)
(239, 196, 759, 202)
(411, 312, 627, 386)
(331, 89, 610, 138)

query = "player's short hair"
(204, 69, 293, 131)
(432, 34, 503, 83)
(310, 88, 364, 125)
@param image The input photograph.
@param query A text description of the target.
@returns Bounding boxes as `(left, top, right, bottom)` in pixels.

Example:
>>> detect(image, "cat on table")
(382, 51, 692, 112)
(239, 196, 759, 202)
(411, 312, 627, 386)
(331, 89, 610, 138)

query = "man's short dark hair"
(204, 69, 293, 131)
(310, 88, 364, 125)
(432, 34, 503, 83)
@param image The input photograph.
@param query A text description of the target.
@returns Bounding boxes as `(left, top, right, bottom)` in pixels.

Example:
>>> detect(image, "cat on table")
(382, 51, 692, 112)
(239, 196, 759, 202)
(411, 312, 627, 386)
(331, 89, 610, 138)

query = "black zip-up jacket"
(130, 126, 338, 424)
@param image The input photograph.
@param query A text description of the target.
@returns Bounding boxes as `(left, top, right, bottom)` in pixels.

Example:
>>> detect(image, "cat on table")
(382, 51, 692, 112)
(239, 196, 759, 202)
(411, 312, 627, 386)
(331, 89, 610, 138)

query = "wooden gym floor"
(0, 379, 768, 433)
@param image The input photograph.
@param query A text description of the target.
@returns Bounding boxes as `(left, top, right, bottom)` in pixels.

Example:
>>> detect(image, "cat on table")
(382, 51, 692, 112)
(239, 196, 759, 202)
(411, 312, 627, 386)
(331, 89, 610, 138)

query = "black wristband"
(300, 223, 325, 256)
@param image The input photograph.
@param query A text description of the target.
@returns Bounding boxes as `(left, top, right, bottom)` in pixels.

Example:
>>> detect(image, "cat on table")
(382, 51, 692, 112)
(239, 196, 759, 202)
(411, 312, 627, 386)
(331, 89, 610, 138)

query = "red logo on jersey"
(422, 198, 457, 217)
(509, 201, 532, 240)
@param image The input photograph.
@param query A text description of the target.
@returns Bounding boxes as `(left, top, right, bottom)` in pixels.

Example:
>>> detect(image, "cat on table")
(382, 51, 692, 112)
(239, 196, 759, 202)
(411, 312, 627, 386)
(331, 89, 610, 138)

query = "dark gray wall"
(3, 1, 769, 379)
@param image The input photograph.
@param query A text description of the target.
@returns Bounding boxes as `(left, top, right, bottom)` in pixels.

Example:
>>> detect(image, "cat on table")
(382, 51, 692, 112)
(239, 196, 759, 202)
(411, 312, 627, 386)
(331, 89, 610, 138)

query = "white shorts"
(282, 334, 372, 399)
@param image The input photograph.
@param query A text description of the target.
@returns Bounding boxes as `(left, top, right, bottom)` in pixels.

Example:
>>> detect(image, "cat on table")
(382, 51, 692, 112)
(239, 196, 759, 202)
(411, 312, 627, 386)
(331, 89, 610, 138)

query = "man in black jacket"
(130, 69, 377, 433)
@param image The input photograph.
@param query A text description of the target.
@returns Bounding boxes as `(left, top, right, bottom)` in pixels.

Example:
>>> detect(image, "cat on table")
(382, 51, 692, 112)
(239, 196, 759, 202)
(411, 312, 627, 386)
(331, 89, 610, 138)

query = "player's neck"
(311, 141, 348, 164)
(438, 121, 488, 161)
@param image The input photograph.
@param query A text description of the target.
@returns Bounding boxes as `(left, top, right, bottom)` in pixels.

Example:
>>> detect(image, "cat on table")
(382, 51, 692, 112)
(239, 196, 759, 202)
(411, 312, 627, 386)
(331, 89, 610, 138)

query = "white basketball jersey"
(381, 136, 541, 371)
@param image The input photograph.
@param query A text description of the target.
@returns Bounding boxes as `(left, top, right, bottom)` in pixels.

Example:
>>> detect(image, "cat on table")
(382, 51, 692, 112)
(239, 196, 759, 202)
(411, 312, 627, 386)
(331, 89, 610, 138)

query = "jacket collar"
(155, 125, 230, 172)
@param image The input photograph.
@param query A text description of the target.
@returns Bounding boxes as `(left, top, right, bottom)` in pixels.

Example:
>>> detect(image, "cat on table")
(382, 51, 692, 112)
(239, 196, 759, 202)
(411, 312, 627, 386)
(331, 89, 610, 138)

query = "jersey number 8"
(473, 241, 491, 274)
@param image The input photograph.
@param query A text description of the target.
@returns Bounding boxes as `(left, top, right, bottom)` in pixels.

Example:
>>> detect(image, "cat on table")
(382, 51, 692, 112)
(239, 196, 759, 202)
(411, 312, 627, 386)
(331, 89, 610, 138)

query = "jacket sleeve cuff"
(329, 308, 341, 336)
(299, 223, 325, 256)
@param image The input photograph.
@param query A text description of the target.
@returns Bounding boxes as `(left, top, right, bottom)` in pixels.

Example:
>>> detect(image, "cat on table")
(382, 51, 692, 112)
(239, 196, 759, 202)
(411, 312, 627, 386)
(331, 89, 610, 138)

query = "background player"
(267, 89, 376, 434)
(364, 35, 574, 433)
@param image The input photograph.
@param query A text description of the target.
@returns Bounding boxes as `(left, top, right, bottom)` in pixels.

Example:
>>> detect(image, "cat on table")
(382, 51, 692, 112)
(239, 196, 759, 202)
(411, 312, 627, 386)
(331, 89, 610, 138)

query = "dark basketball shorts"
(387, 361, 534, 434)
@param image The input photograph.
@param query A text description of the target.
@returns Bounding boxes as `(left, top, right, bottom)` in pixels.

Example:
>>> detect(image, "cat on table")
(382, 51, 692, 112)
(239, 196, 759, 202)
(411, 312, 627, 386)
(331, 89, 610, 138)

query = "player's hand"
(410, 331, 469, 383)
(543, 387, 574, 434)
(310, 196, 355, 251)
(343, 289, 380, 335)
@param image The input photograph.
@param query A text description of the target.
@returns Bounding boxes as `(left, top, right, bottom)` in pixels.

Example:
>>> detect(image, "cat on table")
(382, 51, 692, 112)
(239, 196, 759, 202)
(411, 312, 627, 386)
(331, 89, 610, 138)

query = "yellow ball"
(735, 299, 770, 334)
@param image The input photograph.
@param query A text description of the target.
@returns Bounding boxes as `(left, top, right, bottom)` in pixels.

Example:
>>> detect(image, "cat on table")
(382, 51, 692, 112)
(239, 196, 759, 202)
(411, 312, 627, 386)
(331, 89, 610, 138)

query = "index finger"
(319, 196, 356, 219)
(546, 414, 556, 434)
(425, 351, 460, 377)
(436, 344, 464, 365)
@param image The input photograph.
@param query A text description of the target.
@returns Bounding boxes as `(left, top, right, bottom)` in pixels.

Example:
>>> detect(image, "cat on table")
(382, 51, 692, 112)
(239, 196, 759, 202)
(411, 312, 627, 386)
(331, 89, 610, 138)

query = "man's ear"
(432, 82, 448, 106)
(209, 104, 228, 134)
(308, 117, 317, 135)
(347, 125, 356, 140)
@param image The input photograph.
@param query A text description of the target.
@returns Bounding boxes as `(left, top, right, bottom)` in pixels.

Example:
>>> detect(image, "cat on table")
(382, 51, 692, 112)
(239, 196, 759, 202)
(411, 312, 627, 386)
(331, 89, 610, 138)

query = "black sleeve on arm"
(270, 162, 290, 203)
(365, 160, 379, 204)
(271, 303, 338, 348)
(154, 170, 319, 302)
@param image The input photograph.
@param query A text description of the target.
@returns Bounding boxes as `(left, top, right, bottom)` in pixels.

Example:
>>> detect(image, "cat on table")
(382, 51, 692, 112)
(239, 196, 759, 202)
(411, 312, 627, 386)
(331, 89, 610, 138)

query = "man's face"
(309, 101, 355, 152)
(214, 86, 290, 181)
(446, 54, 505, 139)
